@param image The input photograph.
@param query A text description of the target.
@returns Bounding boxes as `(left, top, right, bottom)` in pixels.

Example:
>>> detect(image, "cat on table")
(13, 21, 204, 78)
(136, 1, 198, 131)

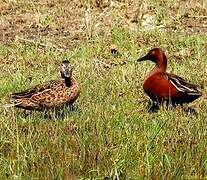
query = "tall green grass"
(0, 28, 206, 179)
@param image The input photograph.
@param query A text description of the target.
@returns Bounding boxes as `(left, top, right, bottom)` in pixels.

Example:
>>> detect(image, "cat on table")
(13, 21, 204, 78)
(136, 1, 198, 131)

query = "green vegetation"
(0, 0, 206, 179)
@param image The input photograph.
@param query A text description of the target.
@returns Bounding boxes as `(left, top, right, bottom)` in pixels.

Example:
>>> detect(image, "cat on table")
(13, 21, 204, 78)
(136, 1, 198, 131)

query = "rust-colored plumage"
(11, 60, 80, 111)
(137, 48, 202, 106)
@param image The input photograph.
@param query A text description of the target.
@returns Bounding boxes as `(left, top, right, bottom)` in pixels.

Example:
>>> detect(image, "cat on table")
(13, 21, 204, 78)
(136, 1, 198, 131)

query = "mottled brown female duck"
(11, 60, 80, 111)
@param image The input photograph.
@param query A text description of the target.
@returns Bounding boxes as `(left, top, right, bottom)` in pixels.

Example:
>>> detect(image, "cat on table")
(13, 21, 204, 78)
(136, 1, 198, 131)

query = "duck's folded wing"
(11, 80, 60, 99)
(30, 86, 69, 108)
(30, 82, 80, 108)
(166, 73, 202, 96)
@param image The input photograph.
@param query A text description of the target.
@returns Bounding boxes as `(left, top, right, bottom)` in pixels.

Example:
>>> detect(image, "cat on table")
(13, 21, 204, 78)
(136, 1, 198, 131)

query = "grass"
(0, 0, 207, 179)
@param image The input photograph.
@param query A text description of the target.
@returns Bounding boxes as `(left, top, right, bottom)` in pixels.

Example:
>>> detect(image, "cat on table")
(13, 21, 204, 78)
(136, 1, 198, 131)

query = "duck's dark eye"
(150, 50, 156, 56)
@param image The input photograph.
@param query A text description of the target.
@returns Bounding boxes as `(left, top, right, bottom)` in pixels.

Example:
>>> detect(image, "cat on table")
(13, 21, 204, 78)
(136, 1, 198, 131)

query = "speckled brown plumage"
(11, 60, 80, 111)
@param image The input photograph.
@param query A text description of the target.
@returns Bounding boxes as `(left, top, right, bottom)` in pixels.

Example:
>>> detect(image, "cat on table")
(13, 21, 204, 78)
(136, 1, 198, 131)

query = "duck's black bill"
(137, 54, 149, 61)
(62, 60, 70, 64)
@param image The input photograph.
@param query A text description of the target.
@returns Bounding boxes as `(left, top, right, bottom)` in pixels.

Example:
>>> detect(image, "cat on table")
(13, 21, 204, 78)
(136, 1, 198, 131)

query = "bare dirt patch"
(0, 0, 207, 49)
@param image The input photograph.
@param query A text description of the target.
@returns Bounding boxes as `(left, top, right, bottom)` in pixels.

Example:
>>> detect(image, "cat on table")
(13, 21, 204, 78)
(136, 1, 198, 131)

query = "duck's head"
(60, 60, 73, 78)
(137, 48, 165, 64)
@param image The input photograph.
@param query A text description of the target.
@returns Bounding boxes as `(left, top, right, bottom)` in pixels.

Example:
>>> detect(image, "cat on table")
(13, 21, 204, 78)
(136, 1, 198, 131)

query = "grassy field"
(0, 0, 207, 179)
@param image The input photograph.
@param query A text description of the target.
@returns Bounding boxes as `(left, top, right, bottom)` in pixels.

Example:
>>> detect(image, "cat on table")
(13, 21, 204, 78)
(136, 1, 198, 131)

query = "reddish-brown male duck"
(137, 48, 202, 107)
(10, 60, 80, 111)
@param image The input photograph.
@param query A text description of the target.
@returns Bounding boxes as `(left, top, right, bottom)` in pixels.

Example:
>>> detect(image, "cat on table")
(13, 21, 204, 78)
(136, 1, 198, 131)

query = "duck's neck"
(155, 53, 167, 72)
(64, 77, 72, 87)
(147, 53, 167, 78)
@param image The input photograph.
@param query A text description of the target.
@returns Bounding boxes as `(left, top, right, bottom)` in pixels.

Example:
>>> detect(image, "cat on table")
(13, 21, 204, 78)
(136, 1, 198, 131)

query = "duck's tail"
(0, 102, 21, 108)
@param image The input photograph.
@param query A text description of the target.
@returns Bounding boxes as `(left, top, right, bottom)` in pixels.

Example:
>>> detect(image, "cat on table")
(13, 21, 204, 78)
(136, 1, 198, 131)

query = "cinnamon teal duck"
(10, 60, 80, 111)
(137, 48, 202, 107)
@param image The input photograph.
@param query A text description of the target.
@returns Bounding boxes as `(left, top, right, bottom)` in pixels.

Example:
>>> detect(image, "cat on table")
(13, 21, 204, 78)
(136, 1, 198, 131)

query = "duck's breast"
(143, 73, 179, 98)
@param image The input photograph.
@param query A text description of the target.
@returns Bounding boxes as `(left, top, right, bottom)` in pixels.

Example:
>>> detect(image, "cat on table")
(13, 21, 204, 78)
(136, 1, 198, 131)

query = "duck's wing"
(11, 80, 61, 99)
(29, 81, 79, 108)
(166, 73, 202, 96)
(30, 86, 65, 108)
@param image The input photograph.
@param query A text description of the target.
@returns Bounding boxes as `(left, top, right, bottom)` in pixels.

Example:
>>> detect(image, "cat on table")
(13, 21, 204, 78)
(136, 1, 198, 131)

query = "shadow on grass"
(147, 100, 198, 115)
(13, 104, 81, 120)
